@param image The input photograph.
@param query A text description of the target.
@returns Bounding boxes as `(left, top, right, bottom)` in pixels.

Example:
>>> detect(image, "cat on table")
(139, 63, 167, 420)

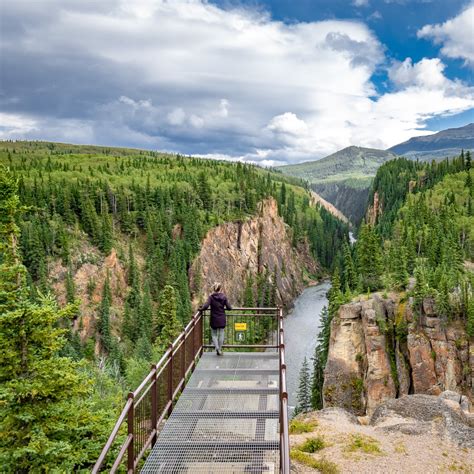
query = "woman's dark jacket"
(200, 292, 232, 329)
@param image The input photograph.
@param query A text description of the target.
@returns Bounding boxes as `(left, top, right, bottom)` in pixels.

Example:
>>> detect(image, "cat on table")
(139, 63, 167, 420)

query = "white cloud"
(0, 0, 473, 163)
(418, 3, 474, 67)
(353, 0, 370, 6)
(389, 58, 448, 89)
(368, 11, 382, 21)
(267, 113, 309, 136)
(167, 108, 186, 126)
(219, 99, 229, 118)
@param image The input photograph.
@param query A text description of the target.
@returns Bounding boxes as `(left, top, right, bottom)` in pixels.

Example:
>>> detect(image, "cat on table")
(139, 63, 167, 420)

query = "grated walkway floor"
(141, 352, 280, 473)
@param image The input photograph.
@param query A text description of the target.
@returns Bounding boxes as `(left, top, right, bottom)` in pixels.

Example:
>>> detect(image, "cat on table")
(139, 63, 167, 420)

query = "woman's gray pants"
(211, 328, 225, 353)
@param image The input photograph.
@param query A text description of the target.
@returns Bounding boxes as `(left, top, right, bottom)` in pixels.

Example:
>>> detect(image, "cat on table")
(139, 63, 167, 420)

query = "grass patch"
(290, 449, 339, 474)
(297, 436, 326, 453)
(346, 434, 383, 455)
(394, 441, 407, 455)
(289, 419, 317, 434)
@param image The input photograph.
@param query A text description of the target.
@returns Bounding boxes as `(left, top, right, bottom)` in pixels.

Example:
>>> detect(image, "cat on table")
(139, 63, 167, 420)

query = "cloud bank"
(0, 0, 473, 165)
(418, 3, 474, 67)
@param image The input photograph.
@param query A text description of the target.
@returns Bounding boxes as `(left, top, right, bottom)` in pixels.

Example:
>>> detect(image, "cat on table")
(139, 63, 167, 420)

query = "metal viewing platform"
(92, 308, 290, 473)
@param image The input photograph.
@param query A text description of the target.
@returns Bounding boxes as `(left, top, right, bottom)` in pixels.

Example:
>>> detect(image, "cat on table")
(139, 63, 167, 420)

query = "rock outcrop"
(324, 293, 473, 416)
(290, 397, 473, 474)
(189, 198, 319, 307)
(371, 393, 474, 448)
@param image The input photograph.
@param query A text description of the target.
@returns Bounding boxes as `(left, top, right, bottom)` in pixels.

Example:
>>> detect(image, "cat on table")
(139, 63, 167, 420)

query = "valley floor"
(290, 409, 473, 474)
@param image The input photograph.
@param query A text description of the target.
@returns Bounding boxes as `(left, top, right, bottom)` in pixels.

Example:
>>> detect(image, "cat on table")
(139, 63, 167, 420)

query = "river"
(283, 281, 331, 409)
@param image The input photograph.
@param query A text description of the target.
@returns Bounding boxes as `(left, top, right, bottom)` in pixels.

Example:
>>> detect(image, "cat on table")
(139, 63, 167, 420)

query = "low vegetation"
(290, 449, 339, 474)
(346, 434, 383, 455)
(297, 436, 326, 453)
(289, 419, 317, 434)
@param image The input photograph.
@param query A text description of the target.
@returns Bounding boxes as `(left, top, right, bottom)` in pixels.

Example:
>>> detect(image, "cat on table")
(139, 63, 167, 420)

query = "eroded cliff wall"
(324, 293, 473, 416)
(189, 198, 319, 308)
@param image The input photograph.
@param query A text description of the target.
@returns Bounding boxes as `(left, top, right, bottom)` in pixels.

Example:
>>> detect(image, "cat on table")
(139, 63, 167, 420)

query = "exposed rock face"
(309, 190, 349, 224)
(370, 393, 474, 448)
(189, 198, 319, 307)
(324, 293, 472, 416)
(366, 191, 381, 226)
(50, 246, 127, 341)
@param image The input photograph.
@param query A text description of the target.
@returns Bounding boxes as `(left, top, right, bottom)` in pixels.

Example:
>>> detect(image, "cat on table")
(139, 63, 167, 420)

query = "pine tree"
(99, 271, 113, 353)
(392, 242, 409, 289)
(65, 268, 76, 304)
(243, 272, 255, 307)
(0, 167, 113, 471)
(100, 209, 113, 255)
(342, 240, 356, 291)
(467, 296, 474, 337)
(310, 343, 325, 410)
(154, 285, 180, 347)
(295, 357, 311, 414)
(356, 224, 383, 291)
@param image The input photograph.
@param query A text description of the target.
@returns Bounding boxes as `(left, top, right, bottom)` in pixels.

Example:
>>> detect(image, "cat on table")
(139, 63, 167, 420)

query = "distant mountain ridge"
(279, 146, 397, 182)
(278, 146, 397, 223)
(278, 123, 474, 224)
(388, 123, 474, 160)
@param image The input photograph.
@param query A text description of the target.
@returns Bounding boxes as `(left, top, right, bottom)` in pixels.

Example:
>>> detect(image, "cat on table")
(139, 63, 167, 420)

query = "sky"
(0, 0, 473, 165)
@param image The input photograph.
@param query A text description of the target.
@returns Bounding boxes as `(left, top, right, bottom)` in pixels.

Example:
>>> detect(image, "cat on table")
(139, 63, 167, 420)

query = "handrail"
(278, 306, 290, 473)
(92, 307, 285, 473)
(92, 311, 203, 473)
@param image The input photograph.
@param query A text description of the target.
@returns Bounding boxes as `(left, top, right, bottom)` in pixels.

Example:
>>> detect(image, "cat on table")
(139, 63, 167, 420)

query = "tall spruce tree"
(295, 357, 311, 415)
(0, 168, 113, 470)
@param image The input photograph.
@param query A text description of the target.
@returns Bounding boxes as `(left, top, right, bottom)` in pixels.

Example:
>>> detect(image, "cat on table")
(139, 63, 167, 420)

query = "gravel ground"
(290, 410, 474, 474)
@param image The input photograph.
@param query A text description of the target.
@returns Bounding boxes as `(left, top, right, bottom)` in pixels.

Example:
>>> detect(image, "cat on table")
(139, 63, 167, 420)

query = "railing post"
(151, 365, 157, 448)
(127, 392, 134, 473)
(191, 315, 196, 365)
(181, 332, 186, 386)
(167, 344, 173, 417)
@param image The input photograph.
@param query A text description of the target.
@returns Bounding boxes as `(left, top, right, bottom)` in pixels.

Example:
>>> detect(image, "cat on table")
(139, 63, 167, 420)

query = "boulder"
(370, 394, 474, 448)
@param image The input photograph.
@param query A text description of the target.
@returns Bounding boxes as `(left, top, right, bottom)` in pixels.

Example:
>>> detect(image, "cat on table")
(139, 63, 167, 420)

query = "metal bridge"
(92, 308, 290, 473)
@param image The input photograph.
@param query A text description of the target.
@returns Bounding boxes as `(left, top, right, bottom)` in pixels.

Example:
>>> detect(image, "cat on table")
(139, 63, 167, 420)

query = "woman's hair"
(213, 282, 222, 293)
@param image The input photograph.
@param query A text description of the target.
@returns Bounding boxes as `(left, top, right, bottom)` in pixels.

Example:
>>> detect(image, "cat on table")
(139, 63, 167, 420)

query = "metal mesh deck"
(141, 352, 280, 473)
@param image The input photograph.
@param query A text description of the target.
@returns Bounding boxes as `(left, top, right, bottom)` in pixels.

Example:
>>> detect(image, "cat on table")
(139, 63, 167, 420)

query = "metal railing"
(92, 307, 290, 473)
(92, 311, 204, 473)
(279, 307, 290, 473)
(202, 307, 280, 350)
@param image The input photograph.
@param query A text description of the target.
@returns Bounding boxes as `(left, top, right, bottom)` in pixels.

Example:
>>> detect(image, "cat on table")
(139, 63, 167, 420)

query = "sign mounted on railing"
(234, 322, 247, 342)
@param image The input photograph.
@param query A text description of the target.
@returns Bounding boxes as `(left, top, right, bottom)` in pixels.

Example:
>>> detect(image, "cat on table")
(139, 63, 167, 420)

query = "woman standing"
(199, 283, 232, 356)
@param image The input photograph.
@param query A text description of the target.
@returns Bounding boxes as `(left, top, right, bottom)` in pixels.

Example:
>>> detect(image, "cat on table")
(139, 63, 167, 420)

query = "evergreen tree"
(65, 268, 76, 304)
(295, 357, 311, 414)
(243, 272, 255, 307)
(100, 209, 113, 255)
(467, 297, 474, 337)
(154, 285, 180, 347)
(342, 240, 356, 291)
(99, 272, 113, 353)
(356, 224, 383, 291)
(0, 168, 113, 471)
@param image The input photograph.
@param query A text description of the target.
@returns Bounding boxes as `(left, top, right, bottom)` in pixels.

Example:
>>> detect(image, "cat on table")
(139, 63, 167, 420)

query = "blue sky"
(0, 0, 473, 164)
(210, 0, 474, 130)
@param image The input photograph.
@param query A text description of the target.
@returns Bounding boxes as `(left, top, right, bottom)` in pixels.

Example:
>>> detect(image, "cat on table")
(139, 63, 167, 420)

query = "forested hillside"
(307, 150, 474, 413)
(0, 140, 347, 471)
(279, 146, 398, 225)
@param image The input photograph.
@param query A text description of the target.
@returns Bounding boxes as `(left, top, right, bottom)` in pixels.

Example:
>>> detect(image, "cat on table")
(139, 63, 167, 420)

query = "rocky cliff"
(323, 293, 473, 416)
(189, 198, 319, 307)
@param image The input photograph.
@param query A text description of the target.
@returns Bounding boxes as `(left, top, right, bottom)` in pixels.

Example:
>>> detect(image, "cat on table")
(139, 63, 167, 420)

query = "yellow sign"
(234, 322, 247, 331)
